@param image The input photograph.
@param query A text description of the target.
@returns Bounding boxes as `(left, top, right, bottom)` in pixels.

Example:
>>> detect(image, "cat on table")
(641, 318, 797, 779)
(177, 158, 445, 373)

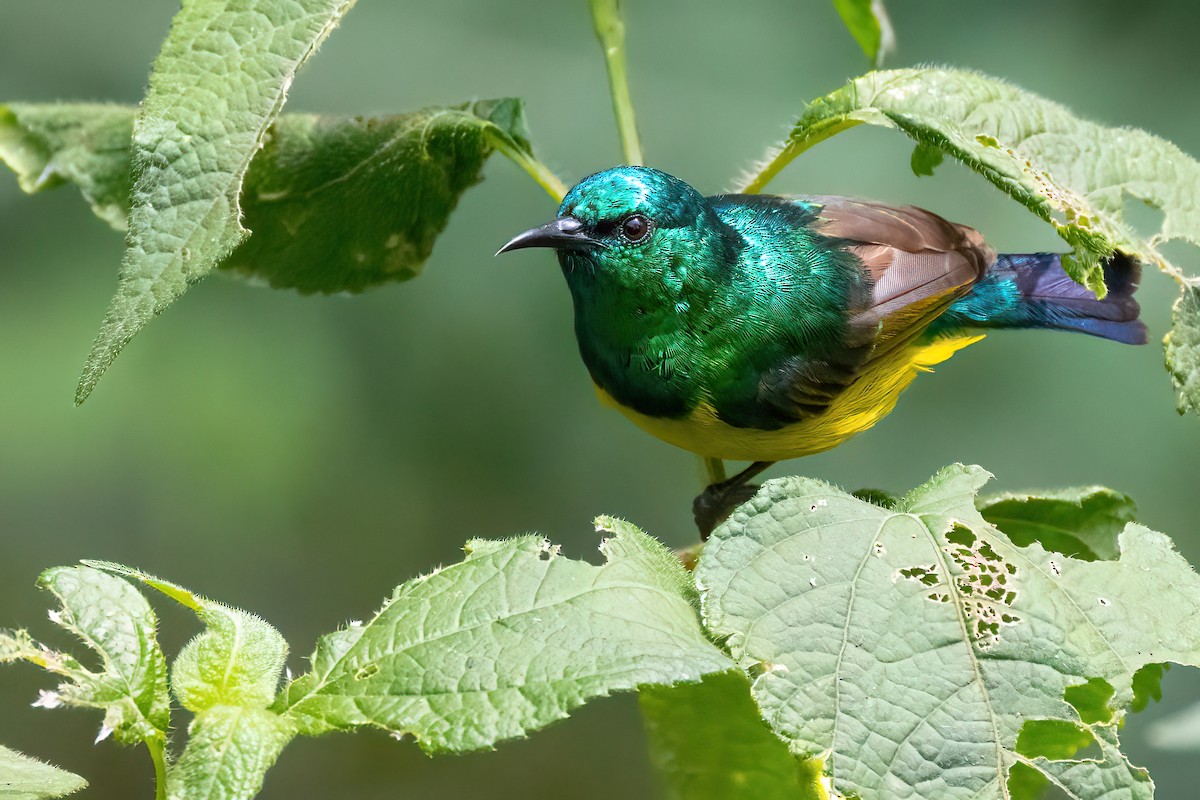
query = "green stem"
(589, 0, 644, 165)
(739, 117, 864, 193)
(490, 135, 569, 203)
(146, 736, 168, 800)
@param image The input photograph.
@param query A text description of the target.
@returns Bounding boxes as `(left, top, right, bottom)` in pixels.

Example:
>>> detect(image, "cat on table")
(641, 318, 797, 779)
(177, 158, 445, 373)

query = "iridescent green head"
(497, 166, 726, 296)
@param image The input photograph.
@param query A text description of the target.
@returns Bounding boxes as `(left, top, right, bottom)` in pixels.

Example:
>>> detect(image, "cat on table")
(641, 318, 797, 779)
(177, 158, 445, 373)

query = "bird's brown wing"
(809, 195, 995, 352)
(754, 195, 995, 425)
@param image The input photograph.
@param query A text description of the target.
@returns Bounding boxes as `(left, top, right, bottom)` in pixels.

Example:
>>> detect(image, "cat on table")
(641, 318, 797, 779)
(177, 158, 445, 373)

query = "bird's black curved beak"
(495, 217, 597, 256)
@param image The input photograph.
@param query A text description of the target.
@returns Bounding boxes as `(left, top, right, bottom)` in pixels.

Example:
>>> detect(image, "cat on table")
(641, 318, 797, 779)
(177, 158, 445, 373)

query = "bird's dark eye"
(620, 214, 651, 243)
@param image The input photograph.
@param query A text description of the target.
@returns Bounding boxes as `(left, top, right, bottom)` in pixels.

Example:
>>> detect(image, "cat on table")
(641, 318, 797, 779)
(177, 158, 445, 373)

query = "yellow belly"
(594, 333, 985, 462)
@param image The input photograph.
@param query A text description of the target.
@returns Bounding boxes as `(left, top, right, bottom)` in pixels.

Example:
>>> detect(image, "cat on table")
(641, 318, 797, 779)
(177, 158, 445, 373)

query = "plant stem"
(739, 117, 864, 193)
(146, 736, 168, 800)
(490, 136, 569, 203)
(589, 0, 644, 165)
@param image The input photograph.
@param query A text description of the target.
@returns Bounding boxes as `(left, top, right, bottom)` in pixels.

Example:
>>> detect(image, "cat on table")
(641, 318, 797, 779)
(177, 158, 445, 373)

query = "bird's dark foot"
(693, 481, 762, 540)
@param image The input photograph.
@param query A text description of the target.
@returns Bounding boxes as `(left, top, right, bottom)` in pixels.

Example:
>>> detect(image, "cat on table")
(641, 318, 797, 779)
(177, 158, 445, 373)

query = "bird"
(497, 166, 1145, 536)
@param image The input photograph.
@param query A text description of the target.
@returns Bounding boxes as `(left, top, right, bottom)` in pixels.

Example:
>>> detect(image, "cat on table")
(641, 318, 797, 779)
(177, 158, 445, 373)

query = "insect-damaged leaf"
(697, 465, 1200, 798)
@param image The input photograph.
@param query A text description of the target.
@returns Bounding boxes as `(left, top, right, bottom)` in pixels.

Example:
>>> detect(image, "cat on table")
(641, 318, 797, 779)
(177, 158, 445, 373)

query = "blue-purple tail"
(937, 252, 1146, 345)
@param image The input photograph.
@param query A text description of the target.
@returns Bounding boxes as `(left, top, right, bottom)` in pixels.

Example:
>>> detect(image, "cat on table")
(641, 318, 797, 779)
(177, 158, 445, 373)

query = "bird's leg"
(693, 461, 774, 539)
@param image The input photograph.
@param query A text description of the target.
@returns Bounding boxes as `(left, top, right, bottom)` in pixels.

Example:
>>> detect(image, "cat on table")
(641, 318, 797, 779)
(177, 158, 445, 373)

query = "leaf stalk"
(146, 736, 168, 800)
(739, 117, 864, 193)
(489, 134, 569, 203)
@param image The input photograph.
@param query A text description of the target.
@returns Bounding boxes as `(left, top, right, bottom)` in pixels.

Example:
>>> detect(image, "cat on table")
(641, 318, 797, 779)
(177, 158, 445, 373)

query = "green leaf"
(74, 564, 296, 800)
(978, 485, 1135, 561)
(276, 518, 733, 752)
(0, 99, 551, 348)
(909, 141, 944, 177)
(831, 0, 894, 67)
(76, 0, 357, 404)
(0, 567, 170, 746)
(0, 744, 87, 800)
(640, 671, 828, 800)
(223, 99, 537, 293)
(1166, 281, 1200, 414)
(697, 465, 1200, 799)
(743, 68, 1200, 300)
(83, 561, 287, 712)
(165, 705, 294, 800)
(0, 104, 132, 230)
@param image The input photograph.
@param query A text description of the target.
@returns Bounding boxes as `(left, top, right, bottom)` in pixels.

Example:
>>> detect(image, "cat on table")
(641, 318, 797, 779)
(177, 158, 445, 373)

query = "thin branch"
(589, 0, 644, 165)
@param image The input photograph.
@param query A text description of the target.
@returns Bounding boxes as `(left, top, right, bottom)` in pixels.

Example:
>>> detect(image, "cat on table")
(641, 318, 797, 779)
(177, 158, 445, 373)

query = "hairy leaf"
(0, 745, 87, 799)
(640, 670, 827, 800)
(165, 705, 294, 800)
(0, 104, 132, 230)
(743, 68, 1200, 299)
(0, 567, 169, 746)
(225, 98, 536, 292)
(831, 0, 894, 67)
(1166, 281, 1200, 414)
(0, 99, 543, 305)
(276, 518, 733, 752)
(697, 465, 1200, 799)
(76, 0, 357, 403)
(978, 485, 1135, 561)
(84, 561, 287, 712)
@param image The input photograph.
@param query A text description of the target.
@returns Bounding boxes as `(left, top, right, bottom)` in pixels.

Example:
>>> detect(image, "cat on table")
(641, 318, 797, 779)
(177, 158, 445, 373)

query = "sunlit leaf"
(743, 68, 1200, 298)
(84, 561, 287, 712)
(0, 566, 169, 746)
(0, 744, 87, 800)
(697, 465, 1197, 798)
(0, 98, 546, 395)
(75, 0, 358, 403)
(165, 706, 293, 800)
(276, 518, 733, 752)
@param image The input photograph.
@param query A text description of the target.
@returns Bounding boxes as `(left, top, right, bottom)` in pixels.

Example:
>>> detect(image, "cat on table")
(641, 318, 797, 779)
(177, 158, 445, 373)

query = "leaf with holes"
(743, 68, 1200, 300)
(0, 567, 169, 747)
(0, 744, 87, 799)
(274, 518, 733, 752)
(697, 464, 1200, 799)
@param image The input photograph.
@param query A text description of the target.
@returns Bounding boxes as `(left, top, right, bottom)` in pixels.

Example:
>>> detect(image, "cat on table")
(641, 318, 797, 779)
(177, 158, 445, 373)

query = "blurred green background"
(2, 1, 1198, 797)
